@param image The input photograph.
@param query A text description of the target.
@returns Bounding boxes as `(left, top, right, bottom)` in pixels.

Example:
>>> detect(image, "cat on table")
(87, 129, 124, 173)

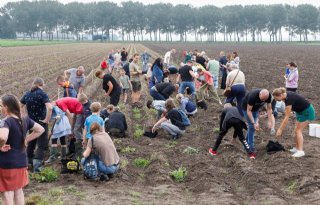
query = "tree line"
(0, 0, 319, 42)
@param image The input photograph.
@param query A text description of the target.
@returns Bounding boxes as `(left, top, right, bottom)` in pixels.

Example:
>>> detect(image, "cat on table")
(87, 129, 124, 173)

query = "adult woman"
(20, 78, 52, 172)
(149, 57, 164, 88)
(272, 88, 316, 158)
(285, 62, 299, 92)
(225, 64, 246, 113)
(0, 94, 44, 205)
(152, 99, 187, 140)
(232, 51, 240, 68)
(82, 123, 120, 179)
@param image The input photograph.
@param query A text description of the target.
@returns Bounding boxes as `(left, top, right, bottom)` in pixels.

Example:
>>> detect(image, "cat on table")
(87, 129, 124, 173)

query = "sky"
(1, 0, 320, 7)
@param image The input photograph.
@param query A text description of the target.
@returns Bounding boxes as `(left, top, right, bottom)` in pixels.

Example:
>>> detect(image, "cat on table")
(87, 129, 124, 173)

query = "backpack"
(177, 109, 191, 126)
(83, 136, 100, 180)
(266, 140, 285, 154)
(61, 158, 80, 174)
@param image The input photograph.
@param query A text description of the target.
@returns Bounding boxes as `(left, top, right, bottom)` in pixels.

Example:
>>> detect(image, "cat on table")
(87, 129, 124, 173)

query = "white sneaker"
(292, 150, 305, 158)
(289, 147, 298, 153)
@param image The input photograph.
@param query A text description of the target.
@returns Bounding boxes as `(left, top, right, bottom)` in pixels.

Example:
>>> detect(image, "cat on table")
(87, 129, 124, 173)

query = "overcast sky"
(1, 0, 320, 7)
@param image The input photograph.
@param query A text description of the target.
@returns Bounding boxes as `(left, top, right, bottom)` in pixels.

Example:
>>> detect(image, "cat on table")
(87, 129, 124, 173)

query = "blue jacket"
(150, 65, 163, 87)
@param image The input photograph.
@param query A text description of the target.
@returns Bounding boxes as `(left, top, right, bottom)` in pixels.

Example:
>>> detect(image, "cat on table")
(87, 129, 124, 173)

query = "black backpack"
(266, 140, 285, 154)
(83, 136, 100, 180)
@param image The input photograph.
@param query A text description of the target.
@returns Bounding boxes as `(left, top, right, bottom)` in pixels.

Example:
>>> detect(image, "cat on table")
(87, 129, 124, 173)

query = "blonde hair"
(165, 98, 176, 111)
(106, 104, 114, 112)
(176, 94, 184, 105)
(90, 102, 101, 113)
(78, 93, 88, 104)
(272, 87, 286, 97)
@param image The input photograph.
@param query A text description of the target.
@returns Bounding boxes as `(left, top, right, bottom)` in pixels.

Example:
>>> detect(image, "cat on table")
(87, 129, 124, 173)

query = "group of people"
(0, 45, 317, 205)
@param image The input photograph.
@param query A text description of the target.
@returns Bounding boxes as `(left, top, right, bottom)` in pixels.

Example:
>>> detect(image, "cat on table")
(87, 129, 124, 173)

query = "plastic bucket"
(316, 127, 320, 138)
(309, 124, 320, 137)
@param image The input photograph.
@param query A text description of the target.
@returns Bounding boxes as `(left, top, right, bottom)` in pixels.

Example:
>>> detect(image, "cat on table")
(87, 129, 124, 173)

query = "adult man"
(95, 70, 121, 106)
(209, 103, 254, 158)
(219, 51, 228, 89)
(206, 58, 220, 89)
(176, 60, 197, 102)
(164, 49, 176, 67)
(130, 53, 142, 105)
(150, 82, 179, 101)
(242, 89, 273, 153)
(120, 47, 128, 65)
(64, 66, 86, 94)
(141, 50, 151, 74)
(114, 49, 121, 66)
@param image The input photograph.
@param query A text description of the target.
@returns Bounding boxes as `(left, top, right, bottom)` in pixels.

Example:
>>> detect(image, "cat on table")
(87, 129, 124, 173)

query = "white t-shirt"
(164, 51, 171, 65)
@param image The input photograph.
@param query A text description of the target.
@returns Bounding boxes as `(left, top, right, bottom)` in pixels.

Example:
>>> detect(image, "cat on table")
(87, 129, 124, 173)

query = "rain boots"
(45, 147, 58, 164)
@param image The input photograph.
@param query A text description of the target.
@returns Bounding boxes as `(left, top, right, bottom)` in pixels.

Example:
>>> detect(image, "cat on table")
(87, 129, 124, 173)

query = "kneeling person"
(107, 107, 127, 138)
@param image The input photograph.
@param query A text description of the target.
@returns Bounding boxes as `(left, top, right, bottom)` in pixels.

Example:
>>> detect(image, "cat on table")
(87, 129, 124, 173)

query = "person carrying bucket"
(272, 88, 316, 158)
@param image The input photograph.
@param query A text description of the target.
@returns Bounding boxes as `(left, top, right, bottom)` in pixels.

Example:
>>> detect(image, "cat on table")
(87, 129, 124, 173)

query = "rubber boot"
(33, 159, 43, 173)
(75, 141, 83, 159)
(45, 147, 58, 164)
(61, 146, 67, 160)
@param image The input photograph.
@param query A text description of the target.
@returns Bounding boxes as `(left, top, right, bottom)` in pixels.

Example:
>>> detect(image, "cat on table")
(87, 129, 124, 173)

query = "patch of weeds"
(214, 127, 220, 133)
(49, 188, 64, 197)
(31, 167, 59, 182)
(132, 108, 140, 114)
(65, 185, 77, 193)
(165, 141, 177, 148)
(133, 112, 142, 119)
(170, 166, 187, 183)
(113, 138, 122, 145)
(134, 128, 144, 139)
(121, 146, 136, 153)
(183, 146, 199, 155)
(121, 159, 129, 170)
(133, 157, 151, 168)
(130, 190, 141, 198)
(118, 103, 126, 111)
(149, 108, 158, 116)
(26, 194, 63, 205)
(287, 180, 298, 194)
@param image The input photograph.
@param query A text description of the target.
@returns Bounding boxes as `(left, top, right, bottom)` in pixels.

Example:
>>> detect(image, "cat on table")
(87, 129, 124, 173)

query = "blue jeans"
(150, 87, 166, 100)
(81, 158, 119, 175)
(213, 75, 219, 89)
(242, 110, 259, 152)
(225, 84, 246, 114)
(179, 81, 196, 94)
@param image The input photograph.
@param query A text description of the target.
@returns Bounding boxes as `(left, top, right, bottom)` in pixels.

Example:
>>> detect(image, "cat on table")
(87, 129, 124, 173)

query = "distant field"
(0, 39, 77, 47)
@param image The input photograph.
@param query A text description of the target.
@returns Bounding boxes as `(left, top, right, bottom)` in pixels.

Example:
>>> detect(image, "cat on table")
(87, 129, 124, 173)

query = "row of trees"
(0, 0, 319, 42)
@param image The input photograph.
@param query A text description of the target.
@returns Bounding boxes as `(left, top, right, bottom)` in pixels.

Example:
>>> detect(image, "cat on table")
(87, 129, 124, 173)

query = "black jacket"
(108, 111, 127, 132)
(155, 83, 175, 99)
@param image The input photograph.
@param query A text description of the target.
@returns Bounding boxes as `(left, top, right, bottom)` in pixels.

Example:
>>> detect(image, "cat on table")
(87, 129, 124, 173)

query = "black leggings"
(286, 88, 297, 92)
(27, 122, 48, 161)
(212, 118, 251, 154)
(52, 136, 66, 145)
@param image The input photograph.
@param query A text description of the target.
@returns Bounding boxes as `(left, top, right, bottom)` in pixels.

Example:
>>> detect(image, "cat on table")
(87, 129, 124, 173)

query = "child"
(176, 94, 197, 117)
(45, 106, 72, 164)
(147, 99, 166, 119)
(56, 75, 77, 98)
(100, 104, 115, 130)
(100, 57, 108, 70)
(83, 102, 105, 147)
(119, 68, 132, 104)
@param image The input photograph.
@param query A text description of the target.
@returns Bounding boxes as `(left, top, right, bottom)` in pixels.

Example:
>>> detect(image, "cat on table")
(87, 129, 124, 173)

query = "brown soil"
(10, 43, 320, 205)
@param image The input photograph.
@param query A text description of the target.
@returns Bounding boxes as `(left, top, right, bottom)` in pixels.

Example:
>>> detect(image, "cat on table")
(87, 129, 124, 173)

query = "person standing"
(120, 47, 128, 65)
(232, 51, 240, 68)
(141, 50, 151, 74)
(64, 66, 86, 94)
(225, 64, 246, 112)
(219, 51, 228, 90)
(130, 53, 142, 105)
(164, 49, 176, 67)
(119, 68, 132, 104)
(114, 49, 121, 67)
(285, 62, 299, 92)
(0, 94, 44, 205)
(20, 78, 52, 172)
(176, 60, 197, 102)
(242, 89, 273, 153)
(208, 103, 254, 158)
(272, 88, 316, 158)
(206, 58, 220, 89)
(95, 70, 121, 106)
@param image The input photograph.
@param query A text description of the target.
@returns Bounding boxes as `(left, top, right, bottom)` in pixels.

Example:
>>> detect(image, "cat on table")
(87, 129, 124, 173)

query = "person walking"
(219, 51, 228, 90)
(272, 88, 316, 158)
(206, 58, 220, 89)
(130, 53, 142, 105)
(120, 47, 128, 65)
(141, 50, 151, 74)
(285, 62, 299, 92)
(197, 68, 222, 105)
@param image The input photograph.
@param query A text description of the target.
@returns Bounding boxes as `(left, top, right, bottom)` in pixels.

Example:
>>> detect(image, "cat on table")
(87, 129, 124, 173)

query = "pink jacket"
(286, 68, 298, 88)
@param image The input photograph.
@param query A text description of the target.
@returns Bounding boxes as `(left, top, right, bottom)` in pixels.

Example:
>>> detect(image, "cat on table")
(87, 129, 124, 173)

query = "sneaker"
(219, 100, 223, 105)
(208, 148, 217, 156)
(289, 147, 298, 153)
(292, 150, 305, 158)
(249, 153, 256, 159)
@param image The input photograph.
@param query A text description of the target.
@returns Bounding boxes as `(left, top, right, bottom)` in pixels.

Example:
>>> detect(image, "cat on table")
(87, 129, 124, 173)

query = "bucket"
(309, 124, 320, 137)
(316, 127, 320, 138)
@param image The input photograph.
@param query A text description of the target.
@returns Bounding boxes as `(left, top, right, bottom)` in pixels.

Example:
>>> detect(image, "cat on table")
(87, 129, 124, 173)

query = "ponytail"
(31, 77, 45, 92)
(272, 87, 286, 97)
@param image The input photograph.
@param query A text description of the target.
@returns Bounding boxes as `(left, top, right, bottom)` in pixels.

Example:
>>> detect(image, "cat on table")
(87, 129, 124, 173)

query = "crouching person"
(107, 107, 127, 138)
(82, 123, 120, 181)
(176, 94, 197, 117)
(152, 99, 190, 140)
(208, 103, 255, 159)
